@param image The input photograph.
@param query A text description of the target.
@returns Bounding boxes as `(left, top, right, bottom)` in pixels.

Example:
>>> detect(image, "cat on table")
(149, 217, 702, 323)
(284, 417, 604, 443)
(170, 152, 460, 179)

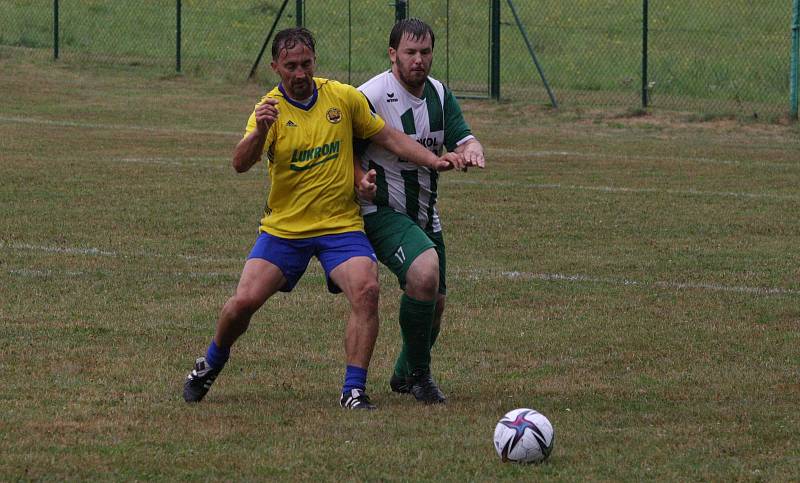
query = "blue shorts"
(247, 231, 377, 294)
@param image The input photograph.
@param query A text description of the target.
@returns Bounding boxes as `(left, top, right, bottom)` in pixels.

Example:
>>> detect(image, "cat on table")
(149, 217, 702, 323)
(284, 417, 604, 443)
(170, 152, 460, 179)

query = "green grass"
(0, 0, 795, 114)
(2, 49, 800, 480)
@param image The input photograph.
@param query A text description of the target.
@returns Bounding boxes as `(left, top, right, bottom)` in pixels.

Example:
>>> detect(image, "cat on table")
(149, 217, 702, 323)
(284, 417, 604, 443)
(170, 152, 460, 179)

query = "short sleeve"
(348, 87, 385, 139)
(443, 88, 473, 151)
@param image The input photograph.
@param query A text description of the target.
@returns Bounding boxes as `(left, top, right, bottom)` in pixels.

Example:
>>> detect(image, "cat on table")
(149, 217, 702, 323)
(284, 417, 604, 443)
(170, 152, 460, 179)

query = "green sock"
(394, 294, 436, 377)
(430, 321, 441, 350)
(393, 346, 409, 378)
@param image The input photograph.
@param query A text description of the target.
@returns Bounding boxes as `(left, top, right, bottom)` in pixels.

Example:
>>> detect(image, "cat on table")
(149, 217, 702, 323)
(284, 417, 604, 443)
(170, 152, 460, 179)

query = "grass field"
(2, 48, 800, 480)
(0, 0, 794, 114)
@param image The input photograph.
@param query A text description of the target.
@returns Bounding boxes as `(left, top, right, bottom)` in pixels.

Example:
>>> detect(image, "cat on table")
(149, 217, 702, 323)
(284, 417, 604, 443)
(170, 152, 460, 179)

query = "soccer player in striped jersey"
(355, 19, 486, 404)
(182, 27, 462, 410)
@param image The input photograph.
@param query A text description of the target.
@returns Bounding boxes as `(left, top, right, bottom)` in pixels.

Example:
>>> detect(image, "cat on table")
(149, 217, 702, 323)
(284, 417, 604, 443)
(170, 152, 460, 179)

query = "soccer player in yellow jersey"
(183, 28, 464, 410)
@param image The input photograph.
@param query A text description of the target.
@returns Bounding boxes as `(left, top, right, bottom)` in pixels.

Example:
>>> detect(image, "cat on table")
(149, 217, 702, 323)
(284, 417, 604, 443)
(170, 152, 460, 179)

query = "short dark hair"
(272, 27, 316, 60)
(389, 18, 435, 50)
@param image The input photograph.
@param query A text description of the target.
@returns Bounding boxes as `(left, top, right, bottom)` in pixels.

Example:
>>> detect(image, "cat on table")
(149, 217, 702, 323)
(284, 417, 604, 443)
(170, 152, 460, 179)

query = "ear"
(388, 47, 397, 64)
(270, 60, 278, 74)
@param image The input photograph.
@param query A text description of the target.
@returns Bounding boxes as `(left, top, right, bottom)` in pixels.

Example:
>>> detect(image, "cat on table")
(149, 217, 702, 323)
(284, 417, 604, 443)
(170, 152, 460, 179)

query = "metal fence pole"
(506, 0, 557, 108)
(248, 0, 291, 79)
(53, 0, 59, 60)
(490, 0, 501, 100)
(642, 0, 649, 107)
(791, 0, 799, 120)
(176, 0, 182, 72)
(296, 0, 304, 27)
(395, 0, 408, 23)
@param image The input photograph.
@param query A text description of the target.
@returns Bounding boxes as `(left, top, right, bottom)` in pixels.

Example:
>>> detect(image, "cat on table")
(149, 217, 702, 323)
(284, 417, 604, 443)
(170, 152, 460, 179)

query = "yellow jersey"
(244, 78, 385, 238)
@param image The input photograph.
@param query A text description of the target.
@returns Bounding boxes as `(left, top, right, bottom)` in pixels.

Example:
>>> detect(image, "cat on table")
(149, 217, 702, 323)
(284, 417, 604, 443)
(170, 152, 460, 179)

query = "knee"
(406, 260, 439, 299)
(223, 294, 261, 323)
(353, 279, 380, 313)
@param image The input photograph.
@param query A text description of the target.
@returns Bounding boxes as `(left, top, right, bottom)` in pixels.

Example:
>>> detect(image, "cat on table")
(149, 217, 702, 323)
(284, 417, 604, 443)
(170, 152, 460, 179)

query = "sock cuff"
(345, 364, 368, 377)
(400, 293, 437, 310)
(343, 365, 368, 393)
(206, 339, 230, 369)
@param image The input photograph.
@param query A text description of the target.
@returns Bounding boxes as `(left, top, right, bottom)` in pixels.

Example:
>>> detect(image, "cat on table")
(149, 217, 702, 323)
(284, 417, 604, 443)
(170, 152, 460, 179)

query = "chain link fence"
(1, 1, 797, 118)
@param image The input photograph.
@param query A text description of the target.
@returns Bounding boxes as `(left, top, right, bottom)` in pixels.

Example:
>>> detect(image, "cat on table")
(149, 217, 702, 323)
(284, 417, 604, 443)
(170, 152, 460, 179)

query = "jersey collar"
(278, 81, 319, 111)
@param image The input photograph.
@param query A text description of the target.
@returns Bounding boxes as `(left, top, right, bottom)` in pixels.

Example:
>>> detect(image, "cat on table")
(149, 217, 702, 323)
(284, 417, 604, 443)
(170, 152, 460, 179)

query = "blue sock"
(342, 365, 367, 394)
(205, 340, 230, 370)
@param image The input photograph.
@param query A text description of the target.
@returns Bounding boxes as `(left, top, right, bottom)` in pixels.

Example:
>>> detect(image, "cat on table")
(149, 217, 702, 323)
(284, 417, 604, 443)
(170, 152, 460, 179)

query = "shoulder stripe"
(363, 92, 377, 114)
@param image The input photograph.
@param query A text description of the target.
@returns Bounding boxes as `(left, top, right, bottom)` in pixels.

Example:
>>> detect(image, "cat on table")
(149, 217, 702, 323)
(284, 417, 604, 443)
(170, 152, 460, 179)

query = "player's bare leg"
(215, 258, 286, 347)
(329, 256, 380, 409)
(183, 258, 286, 403)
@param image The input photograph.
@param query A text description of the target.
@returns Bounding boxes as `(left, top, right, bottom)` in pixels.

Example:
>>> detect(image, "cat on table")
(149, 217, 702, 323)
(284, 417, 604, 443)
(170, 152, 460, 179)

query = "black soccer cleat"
(408, 369, 447, 404)
(389, 373, 411, 394)
(340, 388, 377, 410)
(183, 357, 221, 403)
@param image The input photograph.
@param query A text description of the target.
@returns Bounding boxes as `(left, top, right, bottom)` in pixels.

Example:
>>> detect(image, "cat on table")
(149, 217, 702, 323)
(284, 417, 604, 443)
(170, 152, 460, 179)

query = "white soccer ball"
(493, 408, 555, 464)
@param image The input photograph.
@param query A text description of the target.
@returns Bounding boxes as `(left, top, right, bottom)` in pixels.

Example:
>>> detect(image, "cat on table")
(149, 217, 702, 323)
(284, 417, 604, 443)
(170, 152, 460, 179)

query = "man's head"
(388, 18, 435, 95)
(271, 28, 317, 100)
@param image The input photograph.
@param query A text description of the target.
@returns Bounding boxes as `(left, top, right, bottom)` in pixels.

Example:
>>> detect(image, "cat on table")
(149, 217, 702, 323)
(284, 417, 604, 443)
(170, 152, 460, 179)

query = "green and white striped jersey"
(358, 71, 474, 233)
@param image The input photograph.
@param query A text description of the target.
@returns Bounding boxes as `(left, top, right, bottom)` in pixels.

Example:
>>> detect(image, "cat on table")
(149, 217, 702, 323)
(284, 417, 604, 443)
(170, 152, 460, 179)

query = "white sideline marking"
(8, 268, 86, 277)
(4, 115, 798, 170)
(492, 148, 800, 170)
(0, 241, 236, 263)
(447, 179, 800, 201)
(4, 242, 797, 296)
(491, 270, 799, 296)
(4, 243, 118, 257)
(0, 115, 239, 137)
(118, 156, 226, 167)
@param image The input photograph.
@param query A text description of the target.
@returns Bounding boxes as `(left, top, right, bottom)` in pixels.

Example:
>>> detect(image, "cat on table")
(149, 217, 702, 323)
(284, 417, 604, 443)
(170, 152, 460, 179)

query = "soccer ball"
(493, 408, 554, 464)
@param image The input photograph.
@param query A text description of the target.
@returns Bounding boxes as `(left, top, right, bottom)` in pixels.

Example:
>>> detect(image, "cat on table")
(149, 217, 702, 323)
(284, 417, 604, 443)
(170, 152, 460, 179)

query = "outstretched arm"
(454, 138, 485, 169)
(369, 124, 464, 172)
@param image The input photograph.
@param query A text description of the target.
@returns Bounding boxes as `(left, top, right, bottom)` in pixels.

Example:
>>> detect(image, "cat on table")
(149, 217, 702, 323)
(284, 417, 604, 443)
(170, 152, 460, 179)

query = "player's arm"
(454, 138, 485, 169)
(232, 99, 279, 173)
(353, 154, 377, 201)
(442, 87, 483, 170)
(369, 124, 463, 171)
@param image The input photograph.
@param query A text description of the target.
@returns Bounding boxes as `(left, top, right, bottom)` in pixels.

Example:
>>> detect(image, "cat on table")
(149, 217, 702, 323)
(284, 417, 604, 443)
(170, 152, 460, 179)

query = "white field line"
(487, 269, 799, 296)
(4, 242, 798, 296)
(446, 178, 800, 201)
(491, 148, 800, 170)
(117, 156, 227, 167)
(3, 115, 797, 171)
(0, 115, 240, 137)
(0, 241, 238, 263)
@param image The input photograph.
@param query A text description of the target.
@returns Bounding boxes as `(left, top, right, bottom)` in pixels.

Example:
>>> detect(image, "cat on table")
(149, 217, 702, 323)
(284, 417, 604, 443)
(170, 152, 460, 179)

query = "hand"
(439, 152, 468, 172)
(254, 98, 279, 132)
(463, 145, 485, 169)
(356, 169, 377, 201)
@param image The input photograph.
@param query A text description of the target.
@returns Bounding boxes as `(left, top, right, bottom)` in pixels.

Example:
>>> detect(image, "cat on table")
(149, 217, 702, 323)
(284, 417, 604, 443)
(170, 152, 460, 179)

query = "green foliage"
(0, 0, 794, 115)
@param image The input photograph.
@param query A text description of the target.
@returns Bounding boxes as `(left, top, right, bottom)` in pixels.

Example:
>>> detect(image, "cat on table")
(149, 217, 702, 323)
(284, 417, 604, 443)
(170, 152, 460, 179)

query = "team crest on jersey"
(326, 107, 342, 124)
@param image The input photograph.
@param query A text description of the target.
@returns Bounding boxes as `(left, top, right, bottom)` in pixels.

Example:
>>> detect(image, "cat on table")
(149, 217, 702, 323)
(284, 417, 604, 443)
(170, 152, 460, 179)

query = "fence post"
(506, 0, 557, 108)
(248, 0, 291, 79)
(791, 0, 799, 120)
(296, 0, 304, 27)
(642, 0, 649, 107)
(53, 0, 59, 60)
(395, 0, 408, 23)
(490, 0, 501, 100)
(176, 0, 182, 72)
